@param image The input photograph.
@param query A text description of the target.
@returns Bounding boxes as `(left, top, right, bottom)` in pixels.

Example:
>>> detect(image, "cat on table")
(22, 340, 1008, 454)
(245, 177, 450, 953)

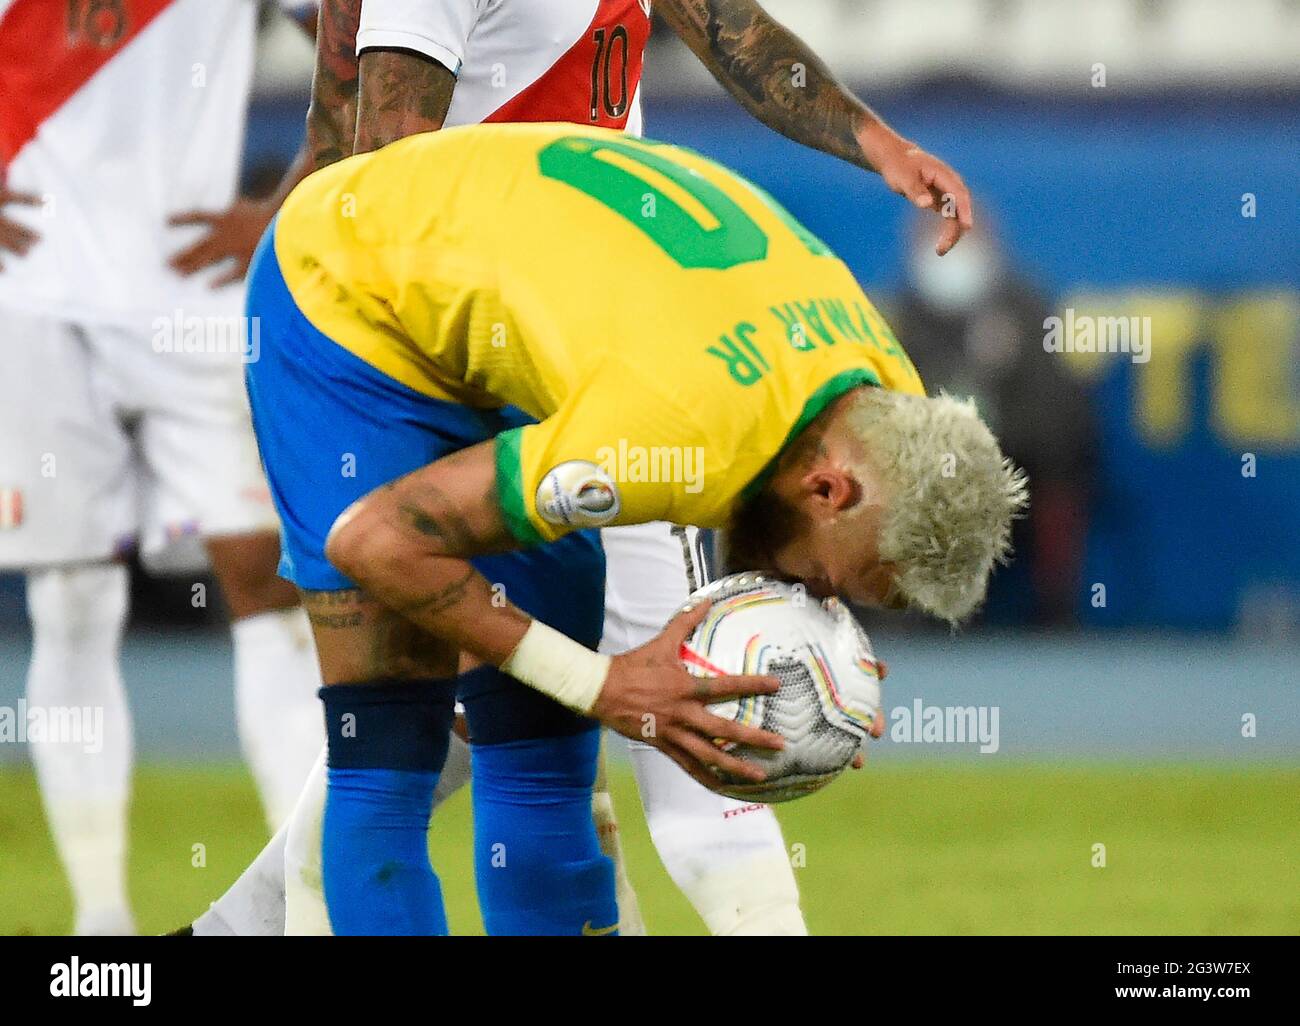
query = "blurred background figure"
(887, 216, 1097, 626)
(0, 0, 322, 936)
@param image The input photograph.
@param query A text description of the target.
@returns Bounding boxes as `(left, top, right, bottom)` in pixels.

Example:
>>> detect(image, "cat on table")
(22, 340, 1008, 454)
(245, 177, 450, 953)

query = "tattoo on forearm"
(394, 566, 479, 619)
(355, 49, 457, 154)
(658, 0, 872, 168)
(306, 0, 362, 170)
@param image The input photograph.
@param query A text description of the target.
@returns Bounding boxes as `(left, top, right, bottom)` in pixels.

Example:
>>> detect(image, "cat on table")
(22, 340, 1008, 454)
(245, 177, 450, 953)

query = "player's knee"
(469, 730, 602, 854)
(26, 563, 129, 644)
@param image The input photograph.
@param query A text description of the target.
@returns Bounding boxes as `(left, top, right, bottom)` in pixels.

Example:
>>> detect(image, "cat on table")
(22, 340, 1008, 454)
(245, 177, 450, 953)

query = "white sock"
(689, 855, 808, 936)
(592, 789, 646, 936)
(231, 607, 324, 830)
(628, 740, 807, 936)
(194, 727, 474, 937)
(435, 728, 472, 807)
(25, 563, 134, 936)
(192, 818, 289, 936)
(276, 731, 473, 936)
(283, 747, 330, 936)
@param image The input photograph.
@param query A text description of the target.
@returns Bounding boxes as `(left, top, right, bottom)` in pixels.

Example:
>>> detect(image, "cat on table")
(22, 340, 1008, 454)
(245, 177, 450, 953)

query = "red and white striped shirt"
(0, 0, 305, 326)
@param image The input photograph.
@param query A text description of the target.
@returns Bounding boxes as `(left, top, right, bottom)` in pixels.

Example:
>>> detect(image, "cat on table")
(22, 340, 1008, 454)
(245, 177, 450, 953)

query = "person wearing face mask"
(888, 215, 1097, 626)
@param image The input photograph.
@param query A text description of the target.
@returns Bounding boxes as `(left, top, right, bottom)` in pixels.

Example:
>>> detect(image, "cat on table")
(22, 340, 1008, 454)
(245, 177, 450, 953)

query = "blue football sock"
(471, 727, 618, 936)
(323, 767, 445, 936)
(319, 679, 455, 936)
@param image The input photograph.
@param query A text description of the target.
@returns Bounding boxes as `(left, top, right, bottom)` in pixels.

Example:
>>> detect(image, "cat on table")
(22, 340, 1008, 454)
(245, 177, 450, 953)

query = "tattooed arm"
(168, 3, 457, 282)
(299, 5, 458, 173)
(325, 442, 522, 662)
(656, 0, 974, 254)
(306, 0, 363, 169)
(353, 48, 458, 154)
(325, 439, 783, 789)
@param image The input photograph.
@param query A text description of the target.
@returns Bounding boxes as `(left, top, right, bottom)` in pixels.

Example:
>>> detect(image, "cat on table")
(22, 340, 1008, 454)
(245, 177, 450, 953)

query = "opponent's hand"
(592, 601, 784, 792)
(0, 187, 42, 270)
(860, 126, 974, 256)
(168, 197, 276, 287)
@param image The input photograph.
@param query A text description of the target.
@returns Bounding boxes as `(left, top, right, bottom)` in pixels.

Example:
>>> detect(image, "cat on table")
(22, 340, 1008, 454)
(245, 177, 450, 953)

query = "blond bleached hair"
(844, 388, 1029, 624)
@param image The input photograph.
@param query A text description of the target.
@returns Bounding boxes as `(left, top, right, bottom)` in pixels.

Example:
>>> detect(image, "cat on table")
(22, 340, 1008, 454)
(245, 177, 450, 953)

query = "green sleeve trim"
(494, 427, 546, 547)
(739, 368, 882, 505)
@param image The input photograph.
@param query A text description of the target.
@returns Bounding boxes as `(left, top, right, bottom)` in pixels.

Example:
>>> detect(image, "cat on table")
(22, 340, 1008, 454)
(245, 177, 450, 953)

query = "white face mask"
(909, 235, 999, 313)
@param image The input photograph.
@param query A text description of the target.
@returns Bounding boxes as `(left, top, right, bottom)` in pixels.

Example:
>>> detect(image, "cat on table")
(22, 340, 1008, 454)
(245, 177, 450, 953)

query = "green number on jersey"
(538, 136, 767, 269)
(538, 136, 830, 271)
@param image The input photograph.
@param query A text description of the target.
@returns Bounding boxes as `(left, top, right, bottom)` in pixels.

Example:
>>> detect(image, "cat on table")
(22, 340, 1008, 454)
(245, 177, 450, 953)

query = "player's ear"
(801, 467, 861, 514)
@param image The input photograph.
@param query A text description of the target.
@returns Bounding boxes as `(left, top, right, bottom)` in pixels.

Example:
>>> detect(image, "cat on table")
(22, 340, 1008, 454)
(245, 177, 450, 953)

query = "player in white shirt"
(0, 0, 326, 934)
(184, 0, 969, 936)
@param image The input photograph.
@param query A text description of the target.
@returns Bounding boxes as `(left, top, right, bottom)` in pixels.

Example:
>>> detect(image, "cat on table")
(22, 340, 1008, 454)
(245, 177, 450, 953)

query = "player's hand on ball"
(861, 127, 974, 256)
(594, 601, 785, 792)
(168, 197, 277, 287)
(851, 659, 887, 770)
(0, 187, 42, 270)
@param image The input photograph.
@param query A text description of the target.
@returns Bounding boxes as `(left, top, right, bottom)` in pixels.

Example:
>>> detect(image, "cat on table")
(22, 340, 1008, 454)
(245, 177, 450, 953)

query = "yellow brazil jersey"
(273, 122, 924, 545)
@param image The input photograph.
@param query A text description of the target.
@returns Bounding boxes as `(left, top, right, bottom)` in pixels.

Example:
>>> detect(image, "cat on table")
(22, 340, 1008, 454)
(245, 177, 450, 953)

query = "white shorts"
(0, 308, 277, 570)
(602, 522, 795, 886)
(599, 521, 710, 652)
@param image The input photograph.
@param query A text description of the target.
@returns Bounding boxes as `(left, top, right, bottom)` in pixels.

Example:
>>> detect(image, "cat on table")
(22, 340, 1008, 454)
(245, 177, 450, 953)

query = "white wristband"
(501, 620, 611, 715)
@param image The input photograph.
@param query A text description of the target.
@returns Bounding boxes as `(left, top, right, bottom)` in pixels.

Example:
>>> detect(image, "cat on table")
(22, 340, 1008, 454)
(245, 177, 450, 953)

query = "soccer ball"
(679, 572, 883, 803)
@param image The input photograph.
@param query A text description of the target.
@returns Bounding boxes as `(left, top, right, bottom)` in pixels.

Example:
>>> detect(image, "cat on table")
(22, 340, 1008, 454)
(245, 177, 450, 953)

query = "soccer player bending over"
(242, 123, 1026, 934)
(189, 0, 976, 939)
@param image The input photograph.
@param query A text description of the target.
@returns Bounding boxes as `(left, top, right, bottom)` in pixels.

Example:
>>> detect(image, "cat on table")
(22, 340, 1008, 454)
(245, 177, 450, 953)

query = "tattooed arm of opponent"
(168, 2, 457, 281)
(353, 46, 457, 154)
(304, 0, 362, 169)
(656, 0, 973, 254)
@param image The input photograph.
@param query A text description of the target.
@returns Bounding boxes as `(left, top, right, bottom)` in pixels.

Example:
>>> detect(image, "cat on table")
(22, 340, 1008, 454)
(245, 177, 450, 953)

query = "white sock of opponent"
(26, 563, 135, 936)
(195, 730, 475, 936)
(628, 741, 807, 936)
(231, 607, 325, 830)
(191, 819, 291, 937)
(592, 742, 646, 936)
(282, 731, 473, 934)
(592, 788, 646, 936)
(600, 523, 807, 936)
(282, 745, 330, 935)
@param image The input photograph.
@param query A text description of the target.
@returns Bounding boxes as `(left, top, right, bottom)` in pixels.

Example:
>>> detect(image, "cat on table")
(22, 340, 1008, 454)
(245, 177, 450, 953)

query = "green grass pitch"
(1, 763, 1296, 935)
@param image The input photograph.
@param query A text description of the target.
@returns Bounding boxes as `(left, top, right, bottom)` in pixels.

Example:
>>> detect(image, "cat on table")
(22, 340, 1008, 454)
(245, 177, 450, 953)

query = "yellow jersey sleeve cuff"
(494, 428, 547, 547)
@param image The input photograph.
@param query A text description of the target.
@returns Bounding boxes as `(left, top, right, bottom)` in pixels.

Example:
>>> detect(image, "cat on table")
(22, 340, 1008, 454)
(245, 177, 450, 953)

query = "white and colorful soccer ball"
(679, 572, 883, 803)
